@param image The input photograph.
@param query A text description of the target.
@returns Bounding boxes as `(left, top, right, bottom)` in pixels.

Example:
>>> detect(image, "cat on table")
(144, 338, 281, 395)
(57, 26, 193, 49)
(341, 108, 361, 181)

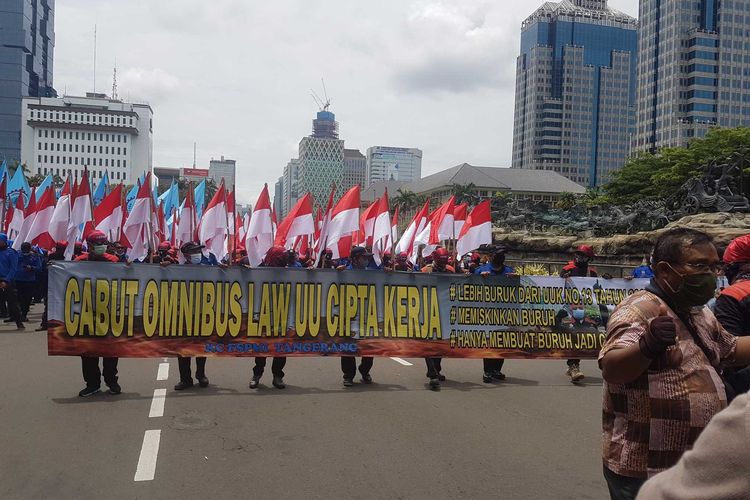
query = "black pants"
(603, 466, 645, 500)
(177, 356, 207, 382)
(253, 357, 286, 377)
(16, 281, 36, 317)
(81, 356, 118, 387)
(567, 359, 581, 367)
(341, 356, 373, 379)
(1, 283, 21, 321)
(425, 358, 442, 378)
(483, 358, 505, 373)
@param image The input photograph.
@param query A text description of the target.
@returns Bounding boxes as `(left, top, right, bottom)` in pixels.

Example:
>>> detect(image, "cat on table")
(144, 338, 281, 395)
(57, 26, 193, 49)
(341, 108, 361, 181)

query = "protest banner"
(47, 262, 649, 359)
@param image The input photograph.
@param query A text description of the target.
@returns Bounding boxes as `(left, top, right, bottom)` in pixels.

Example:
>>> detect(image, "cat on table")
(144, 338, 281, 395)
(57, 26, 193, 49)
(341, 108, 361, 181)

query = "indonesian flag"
(13, 187, 37, 250)
(65, 173, 93, 259)
(49, 178, 72, 243)
(154, 200, 167, 244)
(454, 203, 468, 238)
(94, 183, 123, 241)
(170, 208, 179, 247)
(0, 173, 6, 232)
(246, 184, 274, 267)
(430, 195, 456, 243)
(358, 200, 378, 247)
(326, 185, 360, 259)
(274, 193, 314, 248)
(395, 199, 429, 261)
(457, 200, 492, 258)
(226, 189, 236, 252)
(271, 208, 278, 236)
(26, 186, 56, 250)
(174, 182, 197, 247)
(7, 194, 24, 240)
(123, 176, 152, 262)
(199, 181, 229, 261)
(240, 212, 250, 243)
(312, 184, 335, 266)
(371, 190, 391, 265)
(388, 205, 400, 250)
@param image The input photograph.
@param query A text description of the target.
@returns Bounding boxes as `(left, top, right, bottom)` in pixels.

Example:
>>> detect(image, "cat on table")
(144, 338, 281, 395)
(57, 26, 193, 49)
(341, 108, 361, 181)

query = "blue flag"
(36, 175, 54, 197)
(158, 180, 179, 222)
(194, 179, 206, 220)
(0, 160, 8, 187)
(93, 171, 110, 205)
(126, 173, 146, 212)
(7, 166, 30, 203)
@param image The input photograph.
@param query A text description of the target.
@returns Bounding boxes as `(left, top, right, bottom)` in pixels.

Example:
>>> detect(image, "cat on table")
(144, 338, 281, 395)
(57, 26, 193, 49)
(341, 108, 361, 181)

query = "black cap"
(350, 246, 373, 258)
(180, 241, 205, 254)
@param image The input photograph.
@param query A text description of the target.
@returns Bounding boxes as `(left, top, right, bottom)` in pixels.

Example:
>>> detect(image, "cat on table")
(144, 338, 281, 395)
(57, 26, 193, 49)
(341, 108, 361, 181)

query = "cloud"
(118, 67, 181, 104)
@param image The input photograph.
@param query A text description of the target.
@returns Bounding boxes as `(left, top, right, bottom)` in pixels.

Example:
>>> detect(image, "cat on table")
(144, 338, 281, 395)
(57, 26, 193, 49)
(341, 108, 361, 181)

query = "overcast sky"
(54, 0, 639, 205)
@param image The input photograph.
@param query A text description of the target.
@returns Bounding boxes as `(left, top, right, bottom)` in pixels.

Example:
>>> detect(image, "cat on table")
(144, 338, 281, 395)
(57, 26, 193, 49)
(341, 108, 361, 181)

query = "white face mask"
(188, 254, 202, 264)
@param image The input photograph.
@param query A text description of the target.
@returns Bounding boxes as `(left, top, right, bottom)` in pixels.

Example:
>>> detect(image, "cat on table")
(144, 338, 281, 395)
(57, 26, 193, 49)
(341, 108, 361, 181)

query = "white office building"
(209, 156, 236, 187)
(365, 146, 422, 187)
(20, 92, 153, 183)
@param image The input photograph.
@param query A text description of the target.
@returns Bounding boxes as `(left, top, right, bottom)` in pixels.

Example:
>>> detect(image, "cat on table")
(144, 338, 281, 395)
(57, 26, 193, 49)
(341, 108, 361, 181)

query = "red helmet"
(434, 247, 450, 263)
(55, 240, 68, 252)
(74, 242, 83, 251)
(397, 252, 408, 262)
(724, 235, 750, 264)
(263, 246, 289, 268)
(576, 245, 595, 258)
(157, 241, 171, 251)
(86, 230, 108, 245)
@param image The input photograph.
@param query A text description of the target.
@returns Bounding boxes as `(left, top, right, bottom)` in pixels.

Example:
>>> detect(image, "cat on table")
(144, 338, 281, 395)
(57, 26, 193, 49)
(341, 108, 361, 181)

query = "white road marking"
(161, 357, 168, 362)
(134, 430, 161, 482)
(156, 362, 169, 381)
(148, 389, 167, 418)
(390, 357, 413, 366)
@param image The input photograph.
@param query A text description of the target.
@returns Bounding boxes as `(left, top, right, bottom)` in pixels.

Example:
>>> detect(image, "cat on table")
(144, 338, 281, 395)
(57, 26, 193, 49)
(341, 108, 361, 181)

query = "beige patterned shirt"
(599, 289, 737, 478)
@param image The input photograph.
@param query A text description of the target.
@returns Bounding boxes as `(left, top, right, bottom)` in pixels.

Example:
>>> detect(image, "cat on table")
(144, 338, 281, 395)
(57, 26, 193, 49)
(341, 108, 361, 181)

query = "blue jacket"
(0, 248, 18, 283)
(474, 263, 515, 276)
(631, 265, 655, 279)
(16, 253, 42, 282)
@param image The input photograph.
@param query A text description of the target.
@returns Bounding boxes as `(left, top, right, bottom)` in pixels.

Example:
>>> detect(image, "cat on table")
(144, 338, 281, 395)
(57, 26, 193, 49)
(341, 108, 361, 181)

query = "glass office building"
(633, 0, 750, 152)
(0, 0, 56, 163)
(297, 111, 344, 211)
(511, 0, 637, 187)
(365, 146, 422, 187)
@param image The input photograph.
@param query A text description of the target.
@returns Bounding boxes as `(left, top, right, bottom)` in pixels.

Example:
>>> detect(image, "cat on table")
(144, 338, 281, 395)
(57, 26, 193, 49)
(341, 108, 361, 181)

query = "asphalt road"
(1, 305, 608, 500)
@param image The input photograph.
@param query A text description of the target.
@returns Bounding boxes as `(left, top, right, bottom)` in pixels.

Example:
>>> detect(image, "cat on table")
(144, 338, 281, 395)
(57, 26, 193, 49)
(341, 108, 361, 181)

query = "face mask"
(189, 254, 202, 264)
(572, 309, 585, 321)
(664, 263, 717, 309)
(92, 245, 107, 256)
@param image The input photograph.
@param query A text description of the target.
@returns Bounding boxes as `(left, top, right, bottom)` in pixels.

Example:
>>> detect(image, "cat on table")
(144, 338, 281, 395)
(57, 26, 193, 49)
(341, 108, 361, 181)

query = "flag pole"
(231, 183, 237, 263)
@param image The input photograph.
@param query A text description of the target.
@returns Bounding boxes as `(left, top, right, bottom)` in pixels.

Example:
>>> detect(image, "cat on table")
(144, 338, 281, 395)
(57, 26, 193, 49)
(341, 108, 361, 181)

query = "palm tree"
(392, 188, 420, 211)
(450, 183, 478, 205)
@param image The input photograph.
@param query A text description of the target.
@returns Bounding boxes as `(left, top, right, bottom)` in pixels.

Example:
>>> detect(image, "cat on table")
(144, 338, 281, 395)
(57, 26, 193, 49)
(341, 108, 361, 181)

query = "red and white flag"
(13, 188, 37, 250)
(274, 193, 314, 248)
(26, 187, 56, 250)
(395, 199, 429, 262)
(7, 193, 24, 240)
(65, 173, 93, 259)
(153, 200, 167, 244)
(429, 195, 456, 243)
(199, 181, 229, 261)
(371, 190, 391, 265)
(49, 178, 72, 243)
(174, 182, 197, 247)
(226, 189, 236, 252)
(456, 200, 492, 258)
(388, 205, 400, 251)
(123, 176, 152, 262)
(326, 185, 360, 259)
(94, 183, 124, 240)
(312, 184, 335, 266)
(246, 184, 274, 267)
(454, 203, 468, 238)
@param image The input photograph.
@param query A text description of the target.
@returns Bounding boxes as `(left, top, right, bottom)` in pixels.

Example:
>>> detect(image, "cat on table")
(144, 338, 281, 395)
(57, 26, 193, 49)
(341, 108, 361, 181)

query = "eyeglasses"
(677, 262, 722, 274)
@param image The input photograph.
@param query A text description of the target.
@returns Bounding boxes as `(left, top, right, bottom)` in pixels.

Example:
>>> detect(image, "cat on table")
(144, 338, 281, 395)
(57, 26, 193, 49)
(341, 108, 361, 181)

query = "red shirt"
(75, 252, 120, 263)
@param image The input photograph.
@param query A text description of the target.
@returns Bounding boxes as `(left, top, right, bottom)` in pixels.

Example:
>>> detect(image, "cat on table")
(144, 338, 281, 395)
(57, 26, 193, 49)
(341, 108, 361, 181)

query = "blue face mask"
(572, 309, 585, 321)
(189, 254, 202, 264)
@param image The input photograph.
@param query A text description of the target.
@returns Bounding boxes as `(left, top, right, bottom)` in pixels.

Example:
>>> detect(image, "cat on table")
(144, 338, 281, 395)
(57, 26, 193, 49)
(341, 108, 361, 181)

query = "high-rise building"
(273, 177, 283, 218)
(0, 0, 56, 163)
(365, 146, 422, 187)
(21, 93, 153, 183)
(511, 0, 637, 187)
(209, 156, 236, 187)
(281, 158, 300, 217)
(633, 0, 750, 152)
(343, 148, 366, 192)
(297, 110, 344, 210)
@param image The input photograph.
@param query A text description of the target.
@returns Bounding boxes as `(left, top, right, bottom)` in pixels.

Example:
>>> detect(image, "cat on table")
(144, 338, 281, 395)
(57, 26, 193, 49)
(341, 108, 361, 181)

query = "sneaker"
(272, 376, 286, 389)
(196, 375, 209, 388)
(491, 371, 506, 381)
(438, 374, 446, 382)
(343, 378, 354, 387)
(429, 377, 441, 390)
(249, 376, 261, 389)
(107, 382, 122, 395)
(566, 364, 585, 383)
(15, 321, 24, 330)
(78, 385, 101, 397)
(483, 372, 494, 383)
(35, 325, 47, 331)
(360, 373, 373, 384)
(174, 380, 193, 391)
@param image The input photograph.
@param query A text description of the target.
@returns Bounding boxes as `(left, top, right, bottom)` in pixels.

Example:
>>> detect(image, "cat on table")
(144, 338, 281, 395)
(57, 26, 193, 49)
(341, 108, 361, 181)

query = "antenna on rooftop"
(93, 24, 97, 92)
(112, 58, 118, 100)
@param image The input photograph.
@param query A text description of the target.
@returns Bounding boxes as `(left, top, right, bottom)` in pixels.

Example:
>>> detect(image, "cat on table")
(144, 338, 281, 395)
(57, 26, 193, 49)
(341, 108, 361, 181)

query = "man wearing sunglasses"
(598, 228, 750, 500)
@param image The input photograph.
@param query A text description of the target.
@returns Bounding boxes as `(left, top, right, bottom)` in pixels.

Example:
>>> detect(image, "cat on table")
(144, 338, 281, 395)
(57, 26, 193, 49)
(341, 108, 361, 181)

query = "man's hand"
(640, 314, 677, 359)
(218, 262, 228, 269)
(160, 261, 172, 267)
(602, 273, 614, 280)
(0, 281, 7, 289)
(481, 271, 490, 277)
(336, 265, 347, 271)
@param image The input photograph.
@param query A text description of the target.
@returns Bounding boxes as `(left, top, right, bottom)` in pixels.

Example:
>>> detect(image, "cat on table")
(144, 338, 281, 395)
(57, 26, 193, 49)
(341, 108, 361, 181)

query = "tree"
(450, 183, 478, 205)
(391, 188, 425, 211)
(28, 174, 45, 187)
(555, 192, 578, 210)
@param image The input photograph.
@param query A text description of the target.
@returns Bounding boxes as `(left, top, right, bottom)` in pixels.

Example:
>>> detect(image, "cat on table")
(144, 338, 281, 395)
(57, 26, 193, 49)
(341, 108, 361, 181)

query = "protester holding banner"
(0, 233, 23, 329)
(16, 242, 41, 322)
(474, 245, 515, 383)
(599, 228, 750, 499)
(249, 246, 289, 390)
(420, 247, 453, 389)
(74, 230, 121, 397)
(153, 242, 178, 265)
(172, 241, 212, 390)
(559, 245, 598, 383)
(341, 246, 376, 387)
(39, 241, 66, 331)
